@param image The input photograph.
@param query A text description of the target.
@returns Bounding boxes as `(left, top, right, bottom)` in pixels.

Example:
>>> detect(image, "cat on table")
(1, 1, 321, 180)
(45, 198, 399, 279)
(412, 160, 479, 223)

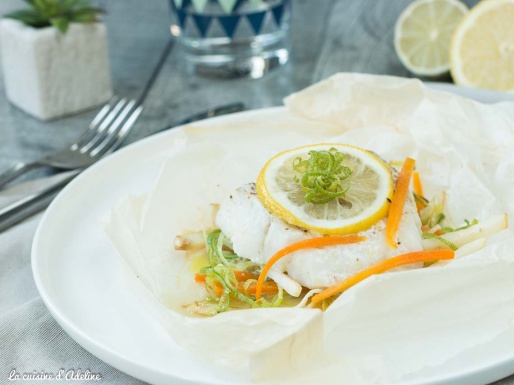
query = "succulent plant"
(4, 0, 104, 33)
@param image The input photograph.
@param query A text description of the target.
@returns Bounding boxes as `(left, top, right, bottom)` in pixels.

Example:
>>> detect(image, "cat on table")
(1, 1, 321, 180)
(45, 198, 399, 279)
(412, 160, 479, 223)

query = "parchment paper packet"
(104, 74, 514, 384)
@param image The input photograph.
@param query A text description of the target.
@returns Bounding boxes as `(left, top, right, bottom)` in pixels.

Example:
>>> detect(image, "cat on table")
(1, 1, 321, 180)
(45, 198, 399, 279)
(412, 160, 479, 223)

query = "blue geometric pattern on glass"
(177, 9, 188, 29)
(231, 0, 246, 13)
(246, 10, 266, 35)
(271, 2, 284, 27)
(192, 14, 213, 37)
(170, 0, 289, 39)
(219, 15, 241, 38)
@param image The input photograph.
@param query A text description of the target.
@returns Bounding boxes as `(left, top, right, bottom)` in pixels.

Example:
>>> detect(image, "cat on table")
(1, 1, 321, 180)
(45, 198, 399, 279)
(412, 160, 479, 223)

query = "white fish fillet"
(216, 183, 423, 296)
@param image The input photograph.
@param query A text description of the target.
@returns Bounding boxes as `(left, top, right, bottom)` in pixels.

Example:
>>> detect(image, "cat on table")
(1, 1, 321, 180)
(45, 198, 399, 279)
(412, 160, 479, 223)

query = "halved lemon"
(450, 0, 514, 91)
(394, 0, 468, 76)
(256, 144, 394, 235)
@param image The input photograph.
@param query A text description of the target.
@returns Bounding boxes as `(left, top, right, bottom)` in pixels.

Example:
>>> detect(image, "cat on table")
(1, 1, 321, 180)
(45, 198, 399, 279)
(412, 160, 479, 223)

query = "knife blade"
(157, 102, 245, 132)
(0, 170, 80, 233)
(0, 103, 246, 233)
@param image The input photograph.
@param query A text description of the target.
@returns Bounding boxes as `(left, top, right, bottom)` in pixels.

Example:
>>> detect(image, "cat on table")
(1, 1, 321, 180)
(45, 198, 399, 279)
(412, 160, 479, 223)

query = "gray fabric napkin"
(0, 175, 147, 385)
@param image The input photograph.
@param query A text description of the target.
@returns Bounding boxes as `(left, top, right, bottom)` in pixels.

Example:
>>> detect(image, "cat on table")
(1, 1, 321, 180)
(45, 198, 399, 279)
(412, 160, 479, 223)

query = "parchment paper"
(104, 74, 514, 384)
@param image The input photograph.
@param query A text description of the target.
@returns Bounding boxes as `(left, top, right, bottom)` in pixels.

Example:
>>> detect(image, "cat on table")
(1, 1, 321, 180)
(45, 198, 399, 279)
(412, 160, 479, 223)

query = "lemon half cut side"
(451, 0, 514, 92)
(256, 144, 394, 235)
(394, 0, 468, 76)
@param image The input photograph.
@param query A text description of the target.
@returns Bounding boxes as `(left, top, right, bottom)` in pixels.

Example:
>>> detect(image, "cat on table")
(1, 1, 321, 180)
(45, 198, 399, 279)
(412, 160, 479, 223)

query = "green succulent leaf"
(71, 12, 96, 23)
(4, 9, 50, 27)
(4, 0, 105, 33)
(50, 17, 69, 33)
(34, 0, 49, 11)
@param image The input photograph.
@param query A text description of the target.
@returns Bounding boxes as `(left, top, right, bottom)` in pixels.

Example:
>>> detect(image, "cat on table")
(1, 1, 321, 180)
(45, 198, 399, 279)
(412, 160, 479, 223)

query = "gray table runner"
(0, 175, 148, 385)
(1, 0, 513, 384)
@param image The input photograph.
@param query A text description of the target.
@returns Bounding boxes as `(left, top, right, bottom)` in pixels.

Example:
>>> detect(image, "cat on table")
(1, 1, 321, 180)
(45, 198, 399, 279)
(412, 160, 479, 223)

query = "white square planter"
(0, 19, 113, 121)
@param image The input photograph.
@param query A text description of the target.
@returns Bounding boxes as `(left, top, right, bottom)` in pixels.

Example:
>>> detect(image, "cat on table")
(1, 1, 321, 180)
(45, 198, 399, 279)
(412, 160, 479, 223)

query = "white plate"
(32, 85, 514, 385)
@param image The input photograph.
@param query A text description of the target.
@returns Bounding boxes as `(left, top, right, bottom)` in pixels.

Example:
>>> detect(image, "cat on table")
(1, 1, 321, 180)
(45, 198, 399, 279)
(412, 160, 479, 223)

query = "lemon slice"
(394, 0, 468, 76)
(450, 0, 514, 91)
(256, 144, 394, 235)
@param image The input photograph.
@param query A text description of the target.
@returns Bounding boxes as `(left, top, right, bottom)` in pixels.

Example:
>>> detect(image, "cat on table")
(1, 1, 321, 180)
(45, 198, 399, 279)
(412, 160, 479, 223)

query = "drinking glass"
(169, 0, 291, 78)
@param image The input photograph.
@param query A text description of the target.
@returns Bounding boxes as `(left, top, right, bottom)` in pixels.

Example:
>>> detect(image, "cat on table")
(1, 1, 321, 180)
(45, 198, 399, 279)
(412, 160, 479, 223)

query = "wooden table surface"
(4, 1, 511, 385)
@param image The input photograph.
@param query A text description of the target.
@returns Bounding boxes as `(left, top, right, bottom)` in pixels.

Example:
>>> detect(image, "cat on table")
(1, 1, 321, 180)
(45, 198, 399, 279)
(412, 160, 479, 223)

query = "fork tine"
(89, 100, 138, 157)
(70, 96, 119, 151)
(107, 105, 144, 153)
(90, 103, 143, 158)
(79, 98, 129, 154)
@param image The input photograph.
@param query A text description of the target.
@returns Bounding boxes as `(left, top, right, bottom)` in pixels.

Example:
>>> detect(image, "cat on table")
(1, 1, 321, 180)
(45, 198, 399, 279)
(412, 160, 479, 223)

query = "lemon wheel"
(394, 0, 468, 76)
(256, 144, 394, 235)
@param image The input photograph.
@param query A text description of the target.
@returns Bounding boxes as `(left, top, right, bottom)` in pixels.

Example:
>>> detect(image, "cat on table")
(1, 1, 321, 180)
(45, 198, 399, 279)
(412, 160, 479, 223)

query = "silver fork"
(0, 36, 175, 190)
(0, 97, 143, 189)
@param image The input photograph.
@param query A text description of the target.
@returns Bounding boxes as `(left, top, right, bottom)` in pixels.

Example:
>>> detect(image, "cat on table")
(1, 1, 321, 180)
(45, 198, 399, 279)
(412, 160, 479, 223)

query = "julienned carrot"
(413, 171, 425, 213)
(237, 281, 278, 295)
(234, 270, 259, 281)
(214, 282, 223, 297)
(195, 273, 207, 283)
(211, 280, 278, 297)
(413, 171, 423, 197)
(195, 270, 258, 284)
(386, 158, 416, 248)
(310, 249, 454, 305)
(196, 271, 273, 297)
(255, 235, 367, 300)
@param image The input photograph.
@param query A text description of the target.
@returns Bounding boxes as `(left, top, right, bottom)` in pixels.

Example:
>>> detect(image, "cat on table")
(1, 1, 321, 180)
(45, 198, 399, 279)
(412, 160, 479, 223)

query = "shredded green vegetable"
(413, 192, 429, 208)
(420, 193, 446, 229)
(440, 218, 478, 234)
(293, 148, 352, 204)
(422, 232, 458, 251)
(419, 190, 479, 234)
(190, 229, 284, 316)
